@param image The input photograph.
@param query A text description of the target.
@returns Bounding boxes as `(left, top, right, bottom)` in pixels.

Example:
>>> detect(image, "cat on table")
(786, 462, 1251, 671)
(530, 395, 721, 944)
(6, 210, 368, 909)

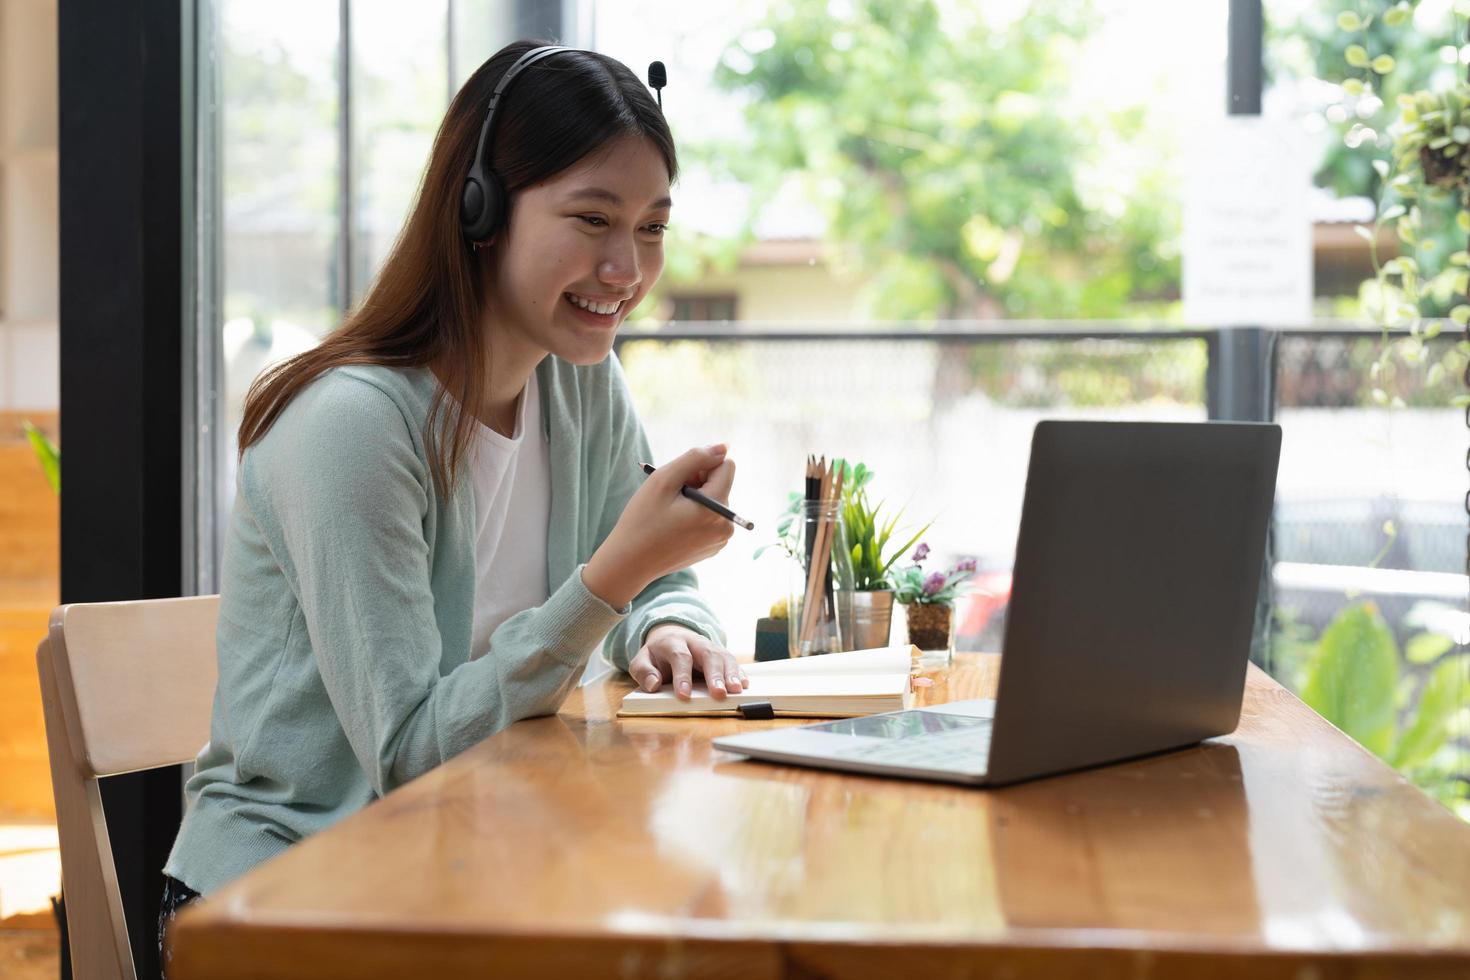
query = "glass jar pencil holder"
(786, 499, 855, 657)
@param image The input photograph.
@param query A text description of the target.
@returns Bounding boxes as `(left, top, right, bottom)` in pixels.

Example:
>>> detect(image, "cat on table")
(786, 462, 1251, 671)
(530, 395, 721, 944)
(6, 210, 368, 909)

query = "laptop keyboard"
(836, 723, 992, 773)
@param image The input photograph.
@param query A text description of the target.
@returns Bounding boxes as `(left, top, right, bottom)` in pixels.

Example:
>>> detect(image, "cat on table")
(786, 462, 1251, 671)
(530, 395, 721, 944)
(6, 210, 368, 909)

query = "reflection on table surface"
(170, 654, 1470, 980)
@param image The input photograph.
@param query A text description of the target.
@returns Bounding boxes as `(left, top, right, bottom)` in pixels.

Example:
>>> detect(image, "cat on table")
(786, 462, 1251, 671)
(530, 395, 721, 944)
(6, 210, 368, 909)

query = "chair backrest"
(36, 596, 220, 980)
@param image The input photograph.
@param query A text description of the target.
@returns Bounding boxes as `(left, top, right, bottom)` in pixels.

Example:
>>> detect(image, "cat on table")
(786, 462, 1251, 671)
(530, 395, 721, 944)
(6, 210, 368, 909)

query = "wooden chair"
(36, 596, 220, 980)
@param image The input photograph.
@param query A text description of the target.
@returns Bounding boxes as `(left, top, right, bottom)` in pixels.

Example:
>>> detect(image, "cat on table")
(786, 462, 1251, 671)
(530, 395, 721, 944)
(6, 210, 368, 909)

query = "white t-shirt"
(468, 371, 551, 660)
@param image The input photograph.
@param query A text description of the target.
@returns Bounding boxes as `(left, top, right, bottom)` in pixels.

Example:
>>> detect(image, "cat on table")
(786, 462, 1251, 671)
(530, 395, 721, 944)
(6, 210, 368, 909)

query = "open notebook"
(617, 645, 915, 718)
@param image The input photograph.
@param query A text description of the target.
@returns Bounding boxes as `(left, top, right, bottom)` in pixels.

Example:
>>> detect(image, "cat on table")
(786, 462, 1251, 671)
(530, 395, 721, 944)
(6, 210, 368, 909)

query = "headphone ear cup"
(478, 172, 505, 240)
(460, 170, 505, 244)
(460, 177, 485, 231)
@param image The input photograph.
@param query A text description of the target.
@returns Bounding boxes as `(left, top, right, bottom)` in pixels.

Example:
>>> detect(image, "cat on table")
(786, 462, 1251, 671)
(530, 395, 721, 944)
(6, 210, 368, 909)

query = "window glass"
(213, 0, 342, 502)
(597, 0, 1226, 639)
(350, 1, 450, 303)
(1263, 0, 1469, 817)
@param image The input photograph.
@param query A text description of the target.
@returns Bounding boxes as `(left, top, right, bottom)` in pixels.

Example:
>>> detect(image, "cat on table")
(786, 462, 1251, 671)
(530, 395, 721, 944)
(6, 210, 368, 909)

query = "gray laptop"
(713, 420, 1282, 786)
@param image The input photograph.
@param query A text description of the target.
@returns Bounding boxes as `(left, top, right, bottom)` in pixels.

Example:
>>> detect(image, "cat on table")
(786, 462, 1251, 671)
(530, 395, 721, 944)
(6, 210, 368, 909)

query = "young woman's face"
(485, 135, 671, 365)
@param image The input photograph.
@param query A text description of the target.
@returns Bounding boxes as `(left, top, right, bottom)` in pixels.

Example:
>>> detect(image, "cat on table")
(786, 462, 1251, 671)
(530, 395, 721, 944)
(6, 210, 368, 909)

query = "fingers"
(665, 640, 695, 700)
(628, 646, 665, 693)
(691, 638, 744, 698)
(696, 640, 727, 700)
(657, 444, 727, 488)
(698, 456, 736, 502)
(718, 647, 745, 693)
(641, 627, 748, 703)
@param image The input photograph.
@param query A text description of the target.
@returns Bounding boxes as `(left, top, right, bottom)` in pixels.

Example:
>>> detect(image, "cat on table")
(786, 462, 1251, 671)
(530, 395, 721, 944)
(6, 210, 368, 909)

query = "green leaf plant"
(23, 420, 60, 495)
(752, 490, 806, 563)
(1300, 601, 1470, 816)
(752, 459, 931, 595)
(836, 460, 931, 593)
(1315, 1, 1470, 821)
(1337, 0, 1470, 403)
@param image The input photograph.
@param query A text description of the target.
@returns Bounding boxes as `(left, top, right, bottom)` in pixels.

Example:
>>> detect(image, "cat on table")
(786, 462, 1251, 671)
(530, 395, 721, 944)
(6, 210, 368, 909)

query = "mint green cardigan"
(165, 355, 724, 894)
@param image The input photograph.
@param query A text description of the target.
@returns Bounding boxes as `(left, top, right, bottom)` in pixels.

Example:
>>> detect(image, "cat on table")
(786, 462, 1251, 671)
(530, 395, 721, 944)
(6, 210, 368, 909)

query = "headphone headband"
(461, 45, 572, 244)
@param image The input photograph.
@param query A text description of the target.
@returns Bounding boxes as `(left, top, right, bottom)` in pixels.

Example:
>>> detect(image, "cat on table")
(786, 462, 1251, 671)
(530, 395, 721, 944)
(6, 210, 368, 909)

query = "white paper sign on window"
(1183, 117, 1313, 327)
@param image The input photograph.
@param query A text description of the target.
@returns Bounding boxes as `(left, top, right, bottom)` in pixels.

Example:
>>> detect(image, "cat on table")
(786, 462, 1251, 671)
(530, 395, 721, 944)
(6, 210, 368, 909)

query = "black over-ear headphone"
(460, 46, 670, 246)
(461, 45, 571, 244)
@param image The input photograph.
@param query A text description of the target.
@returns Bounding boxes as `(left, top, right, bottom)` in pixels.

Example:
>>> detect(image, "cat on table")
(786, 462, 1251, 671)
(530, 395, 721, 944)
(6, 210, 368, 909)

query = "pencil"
(638, 463, 755, 530)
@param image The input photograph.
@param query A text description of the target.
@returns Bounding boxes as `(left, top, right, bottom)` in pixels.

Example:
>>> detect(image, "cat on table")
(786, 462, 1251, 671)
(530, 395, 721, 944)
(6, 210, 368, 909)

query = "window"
(194, 0, 532, 585)
(190, 0, 1468, 817)
(597, 0, 1468, 815)
(601, 0, 1227, 640)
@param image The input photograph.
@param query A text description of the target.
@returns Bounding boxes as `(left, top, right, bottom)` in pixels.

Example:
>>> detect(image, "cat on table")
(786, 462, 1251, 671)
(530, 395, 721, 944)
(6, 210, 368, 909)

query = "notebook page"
(742, 645, 914, 678)
(620, 673, 910, 715)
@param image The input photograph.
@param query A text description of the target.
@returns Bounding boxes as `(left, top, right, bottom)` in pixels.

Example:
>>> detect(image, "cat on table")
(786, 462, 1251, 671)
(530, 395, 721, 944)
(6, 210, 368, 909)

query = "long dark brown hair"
(238, 40, 678, 491)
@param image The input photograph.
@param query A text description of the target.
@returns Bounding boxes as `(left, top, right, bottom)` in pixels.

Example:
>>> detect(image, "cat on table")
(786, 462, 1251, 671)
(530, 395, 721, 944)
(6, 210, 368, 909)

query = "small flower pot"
(1421, 144, 1468, 190)
(905, 602, 955, 667)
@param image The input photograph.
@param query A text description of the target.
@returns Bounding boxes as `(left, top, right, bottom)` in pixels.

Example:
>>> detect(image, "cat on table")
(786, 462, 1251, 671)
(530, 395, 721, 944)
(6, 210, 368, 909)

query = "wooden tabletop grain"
(168, 654, 1470, 980)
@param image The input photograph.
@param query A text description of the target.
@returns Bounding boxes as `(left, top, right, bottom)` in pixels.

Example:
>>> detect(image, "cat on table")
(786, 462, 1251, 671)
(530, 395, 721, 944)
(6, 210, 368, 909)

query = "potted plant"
(756, 459, 928, 651)
(890, 543, 978, 665)
(1326, 6, 1470, 408)
(837, 460, 930, 649)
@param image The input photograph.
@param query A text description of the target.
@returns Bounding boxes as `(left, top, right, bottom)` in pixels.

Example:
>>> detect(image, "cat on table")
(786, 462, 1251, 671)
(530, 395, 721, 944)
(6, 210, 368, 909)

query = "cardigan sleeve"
(248, 373, 625, 795)
(594, 355, 729, 673)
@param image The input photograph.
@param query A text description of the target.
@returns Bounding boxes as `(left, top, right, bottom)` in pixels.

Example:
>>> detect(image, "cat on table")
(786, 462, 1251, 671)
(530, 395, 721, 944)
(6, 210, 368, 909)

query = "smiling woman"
(482, 136, 674, 375)
(158, 40, 747, 953)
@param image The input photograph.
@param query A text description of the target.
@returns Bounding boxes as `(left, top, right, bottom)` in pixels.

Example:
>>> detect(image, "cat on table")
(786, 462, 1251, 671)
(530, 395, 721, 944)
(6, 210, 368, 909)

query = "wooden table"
(170, 655, 1470, 979)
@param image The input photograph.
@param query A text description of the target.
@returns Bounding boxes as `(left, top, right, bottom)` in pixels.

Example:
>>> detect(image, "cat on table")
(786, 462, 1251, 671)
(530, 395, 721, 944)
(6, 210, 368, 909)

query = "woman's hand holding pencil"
(637, 462, 754, 529)
(582, 444, 740, 610)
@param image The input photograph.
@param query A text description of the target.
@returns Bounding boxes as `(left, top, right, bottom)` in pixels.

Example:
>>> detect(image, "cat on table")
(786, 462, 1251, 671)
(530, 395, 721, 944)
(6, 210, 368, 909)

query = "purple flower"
(911, 542, 930, 563)
(955, 557, 977, 574)
(923, 571, 947, 596)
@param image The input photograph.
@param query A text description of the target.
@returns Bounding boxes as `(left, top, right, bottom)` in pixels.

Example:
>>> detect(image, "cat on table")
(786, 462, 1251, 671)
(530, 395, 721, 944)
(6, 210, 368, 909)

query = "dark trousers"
(157, 874, 200, 979)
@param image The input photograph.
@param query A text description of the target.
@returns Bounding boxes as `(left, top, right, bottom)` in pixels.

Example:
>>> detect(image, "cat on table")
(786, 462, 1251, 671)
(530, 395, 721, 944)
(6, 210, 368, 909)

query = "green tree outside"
(673, 0, 1179, 321)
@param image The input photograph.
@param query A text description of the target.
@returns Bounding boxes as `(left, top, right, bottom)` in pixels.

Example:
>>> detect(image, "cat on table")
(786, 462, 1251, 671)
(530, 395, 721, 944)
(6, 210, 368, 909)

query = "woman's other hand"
(628, 624, 748, 700)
